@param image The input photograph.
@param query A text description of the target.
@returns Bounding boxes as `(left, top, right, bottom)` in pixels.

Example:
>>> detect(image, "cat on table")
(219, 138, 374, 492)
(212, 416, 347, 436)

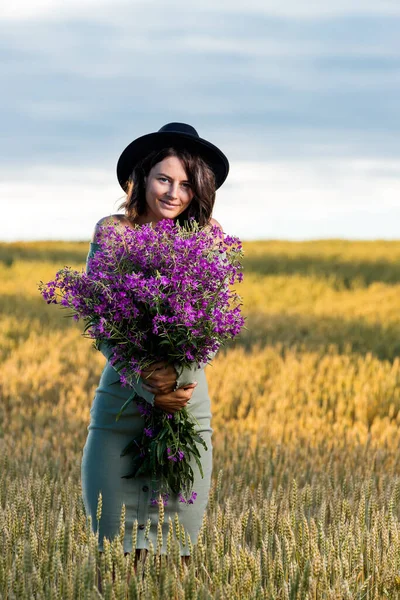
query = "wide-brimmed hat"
(116, 122, 229, 192)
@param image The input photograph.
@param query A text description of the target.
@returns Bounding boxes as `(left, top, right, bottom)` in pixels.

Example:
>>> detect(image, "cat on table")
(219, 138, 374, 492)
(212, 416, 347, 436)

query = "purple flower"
(150, 492, 170, 507)
(137, 402, 153, 417)
(167, 447, 180, 462)
(188, 491, 197, 504)
(38, 219, 245, 502)
(178, 491, 197, 504)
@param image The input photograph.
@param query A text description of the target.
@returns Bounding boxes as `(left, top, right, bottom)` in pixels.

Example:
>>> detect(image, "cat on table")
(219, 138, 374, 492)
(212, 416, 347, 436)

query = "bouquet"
(38, 217, 245, 504)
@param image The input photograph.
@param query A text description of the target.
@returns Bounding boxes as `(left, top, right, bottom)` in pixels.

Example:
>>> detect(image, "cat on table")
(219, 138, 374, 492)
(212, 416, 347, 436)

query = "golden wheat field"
(2, 238, 400, 599)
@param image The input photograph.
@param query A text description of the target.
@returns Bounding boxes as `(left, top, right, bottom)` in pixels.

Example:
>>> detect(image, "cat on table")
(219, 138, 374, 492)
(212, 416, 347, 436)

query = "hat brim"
(116, 131, 229, 192)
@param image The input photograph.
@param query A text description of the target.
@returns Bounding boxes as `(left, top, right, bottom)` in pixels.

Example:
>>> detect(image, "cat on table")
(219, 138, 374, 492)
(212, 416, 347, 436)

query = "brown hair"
(117, 147, 217, 227)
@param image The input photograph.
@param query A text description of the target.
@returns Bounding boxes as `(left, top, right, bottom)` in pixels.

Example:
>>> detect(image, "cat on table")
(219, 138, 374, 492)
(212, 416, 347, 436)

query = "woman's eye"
(158, 177, 190, 189)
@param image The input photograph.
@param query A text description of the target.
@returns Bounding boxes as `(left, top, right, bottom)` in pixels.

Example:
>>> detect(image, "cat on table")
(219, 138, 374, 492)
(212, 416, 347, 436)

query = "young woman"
(81, 122, 229, 575)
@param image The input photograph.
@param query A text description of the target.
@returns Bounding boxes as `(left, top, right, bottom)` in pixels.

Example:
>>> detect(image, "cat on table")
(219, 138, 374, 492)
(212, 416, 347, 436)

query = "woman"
(81, 122, 230, 570)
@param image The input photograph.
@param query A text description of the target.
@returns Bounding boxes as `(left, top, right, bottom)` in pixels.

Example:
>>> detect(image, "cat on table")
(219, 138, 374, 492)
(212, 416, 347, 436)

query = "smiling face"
(140, 155, 195, 224)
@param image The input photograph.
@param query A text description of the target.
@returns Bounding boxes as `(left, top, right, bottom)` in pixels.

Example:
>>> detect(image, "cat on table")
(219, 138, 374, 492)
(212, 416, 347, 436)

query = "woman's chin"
(157, 208, 179, 220)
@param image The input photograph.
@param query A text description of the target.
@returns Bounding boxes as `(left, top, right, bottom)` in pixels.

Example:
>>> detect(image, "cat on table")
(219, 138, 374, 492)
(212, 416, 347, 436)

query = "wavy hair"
(117, 146, 217, 228)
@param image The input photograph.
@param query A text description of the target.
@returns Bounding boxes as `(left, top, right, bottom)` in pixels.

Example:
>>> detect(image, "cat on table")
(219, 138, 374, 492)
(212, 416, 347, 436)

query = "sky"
(1, 0, 399, 242)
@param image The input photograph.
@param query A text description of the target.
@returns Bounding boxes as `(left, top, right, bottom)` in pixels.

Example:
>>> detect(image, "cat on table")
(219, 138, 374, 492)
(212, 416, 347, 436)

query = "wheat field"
(1, 239, 400, 599)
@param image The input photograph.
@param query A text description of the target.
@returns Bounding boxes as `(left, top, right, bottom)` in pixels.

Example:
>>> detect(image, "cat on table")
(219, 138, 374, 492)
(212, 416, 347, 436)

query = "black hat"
(116, 122, 229, 192)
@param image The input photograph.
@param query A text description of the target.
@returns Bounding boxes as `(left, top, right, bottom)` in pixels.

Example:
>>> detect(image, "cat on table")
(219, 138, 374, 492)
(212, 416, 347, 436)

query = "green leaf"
(134, 461, 150, 479)
(83, 320, 95, 333)
(157, 427, 169, 441)
(115, 391, 136, 421)
(193, 453, 204, 478)
(120, 437, 141, 457)
(121, 456, 143, 478)
(151, 455, 158, 477)
(157, 439, 167, 464)
(165, 419, 178, 444)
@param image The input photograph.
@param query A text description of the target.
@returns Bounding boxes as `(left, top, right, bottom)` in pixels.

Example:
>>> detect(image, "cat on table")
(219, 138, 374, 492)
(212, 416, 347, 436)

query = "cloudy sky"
(1, 0, 399, 242)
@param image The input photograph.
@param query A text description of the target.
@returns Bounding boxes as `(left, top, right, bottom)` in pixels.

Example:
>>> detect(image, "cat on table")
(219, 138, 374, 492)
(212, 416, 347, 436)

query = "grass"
(1, 239, 400, 598)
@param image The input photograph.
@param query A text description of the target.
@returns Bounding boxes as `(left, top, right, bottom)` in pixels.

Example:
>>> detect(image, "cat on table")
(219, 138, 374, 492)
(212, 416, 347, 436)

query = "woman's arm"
(172, 349, 219, 388)
(96, 339, 156, 405)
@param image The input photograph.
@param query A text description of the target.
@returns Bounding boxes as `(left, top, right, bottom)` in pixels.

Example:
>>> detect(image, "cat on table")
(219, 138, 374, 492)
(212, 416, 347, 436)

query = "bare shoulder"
(203, 217, 224, 250)
(90, 214, 125, 243)
(209, 217, 223, 232)
(204, 217, 224, 234)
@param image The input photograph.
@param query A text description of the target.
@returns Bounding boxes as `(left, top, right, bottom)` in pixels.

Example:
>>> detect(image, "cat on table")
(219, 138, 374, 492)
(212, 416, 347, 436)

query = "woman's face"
(143, 155, 195, 223)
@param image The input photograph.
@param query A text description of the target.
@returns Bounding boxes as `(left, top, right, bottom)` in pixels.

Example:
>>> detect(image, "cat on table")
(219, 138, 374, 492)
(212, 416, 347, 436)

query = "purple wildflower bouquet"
(38, 217, 245, 504)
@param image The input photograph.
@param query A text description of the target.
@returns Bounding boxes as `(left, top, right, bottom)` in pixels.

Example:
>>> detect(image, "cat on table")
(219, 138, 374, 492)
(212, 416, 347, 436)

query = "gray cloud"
(1, 7, 399, 171)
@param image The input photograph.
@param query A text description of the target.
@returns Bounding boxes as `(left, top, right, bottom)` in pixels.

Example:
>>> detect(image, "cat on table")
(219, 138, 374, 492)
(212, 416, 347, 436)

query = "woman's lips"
(160, 200, 179, 207)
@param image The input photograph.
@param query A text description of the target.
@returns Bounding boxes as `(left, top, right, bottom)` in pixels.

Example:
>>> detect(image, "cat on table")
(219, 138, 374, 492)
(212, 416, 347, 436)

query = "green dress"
(81, 242, 216, 556)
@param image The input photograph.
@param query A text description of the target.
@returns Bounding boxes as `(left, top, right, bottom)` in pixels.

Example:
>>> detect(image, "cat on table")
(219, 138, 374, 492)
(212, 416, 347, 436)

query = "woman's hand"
(140, 360, 198, 412)
(140, 360, 179, 394)
(153, 383, 198, 413)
